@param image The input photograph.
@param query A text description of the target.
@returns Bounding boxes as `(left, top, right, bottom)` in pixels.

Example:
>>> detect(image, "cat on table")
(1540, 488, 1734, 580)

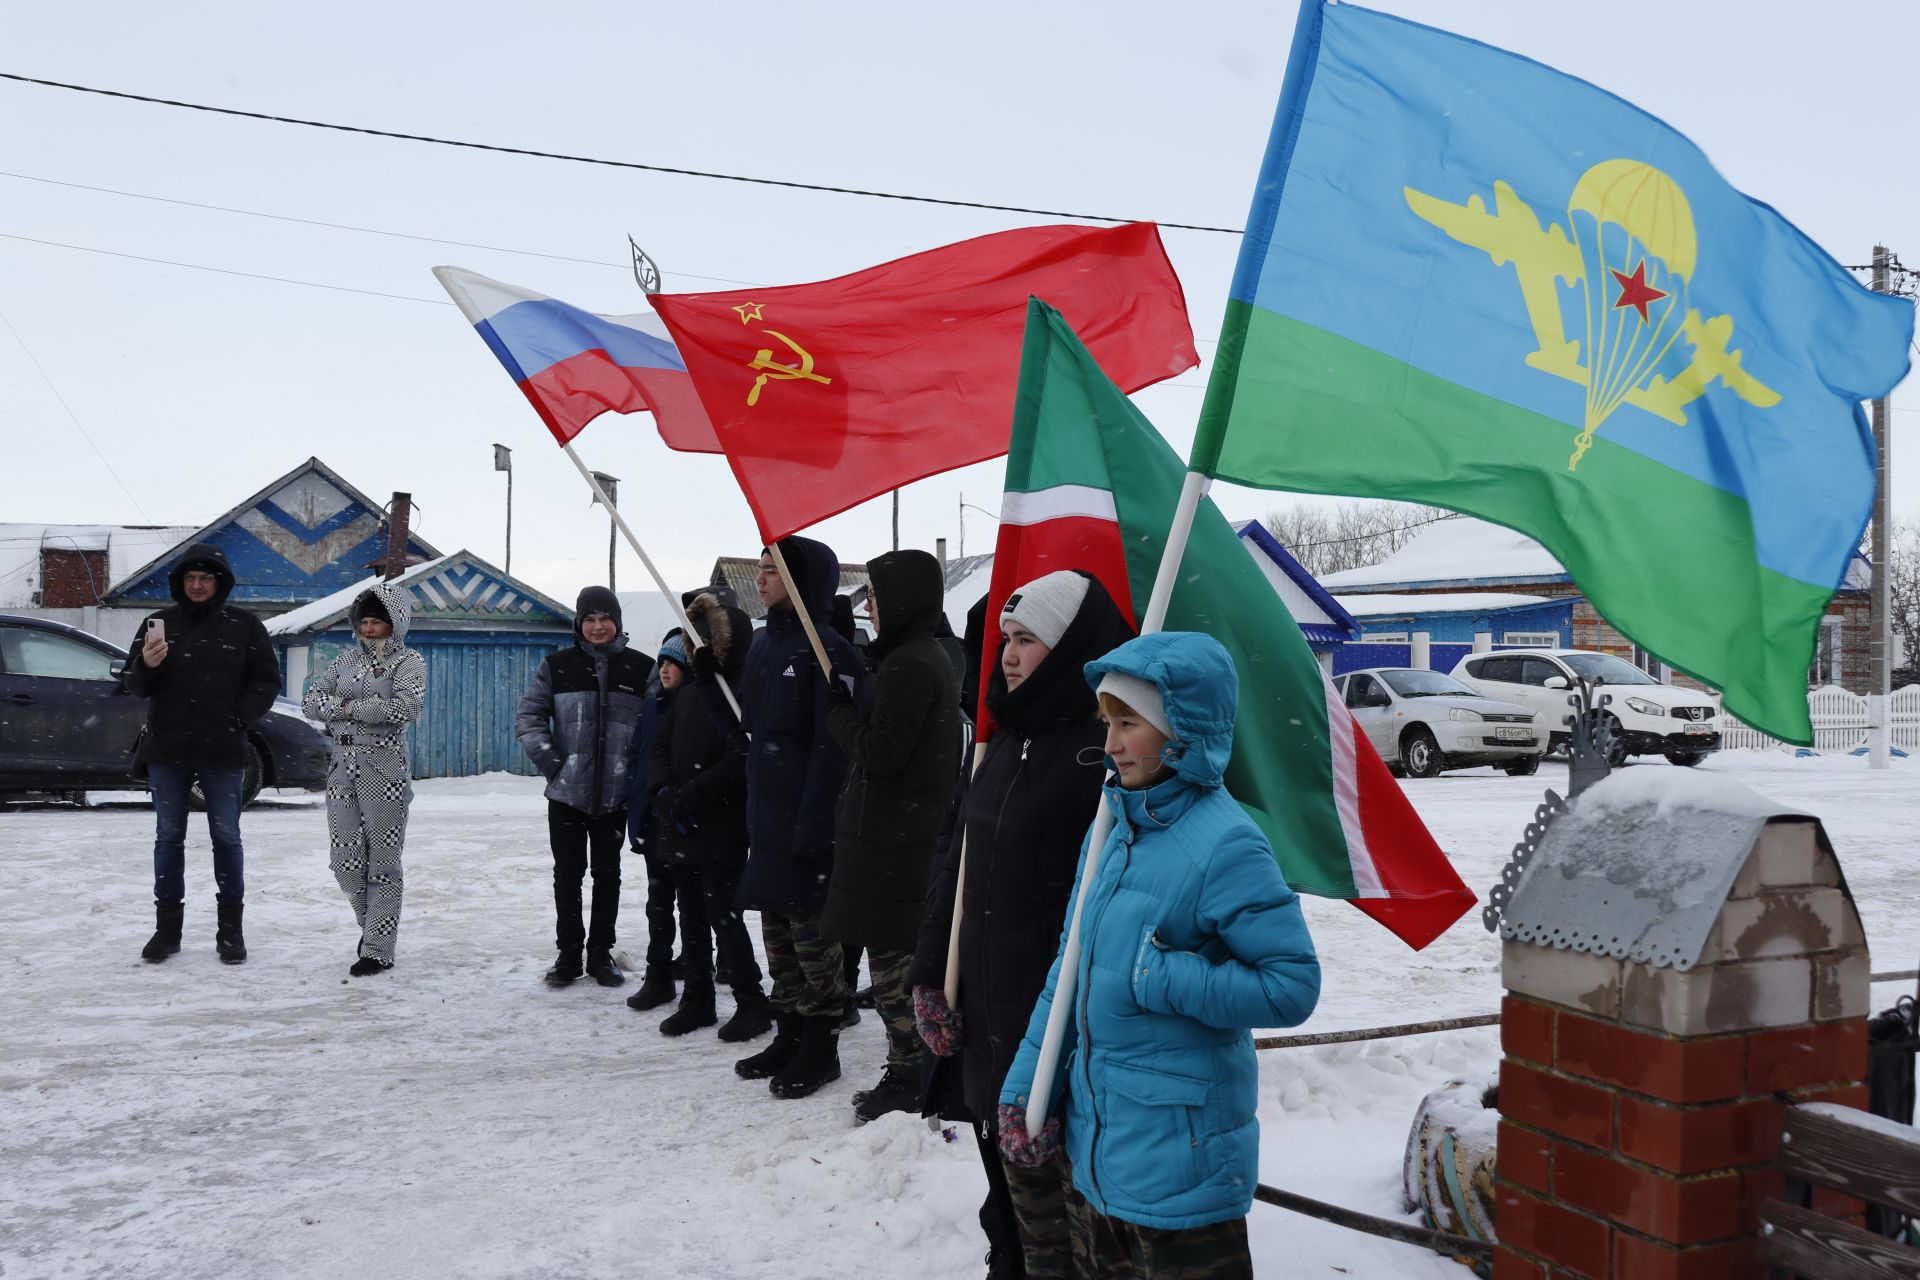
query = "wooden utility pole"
(592, 471, 620, 590)
(1868, 245, 1893, 769)
(494, 444, 513, 575)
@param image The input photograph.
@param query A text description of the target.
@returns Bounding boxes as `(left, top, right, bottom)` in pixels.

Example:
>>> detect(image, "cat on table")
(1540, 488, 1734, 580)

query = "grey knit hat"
(1000, 571, 1090, 650)
(1094, 670, 1172, 739)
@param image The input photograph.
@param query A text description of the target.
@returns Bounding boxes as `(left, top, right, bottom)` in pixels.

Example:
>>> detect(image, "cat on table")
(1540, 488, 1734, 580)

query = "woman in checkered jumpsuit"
(302, 580, 426, 976)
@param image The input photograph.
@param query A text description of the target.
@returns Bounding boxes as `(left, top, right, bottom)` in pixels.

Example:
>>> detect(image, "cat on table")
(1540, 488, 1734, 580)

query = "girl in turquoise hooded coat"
(997, 631, 1320, 1277)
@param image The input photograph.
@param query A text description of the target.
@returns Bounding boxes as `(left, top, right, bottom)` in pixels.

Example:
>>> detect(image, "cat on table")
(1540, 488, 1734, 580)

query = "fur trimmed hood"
(685, 592, 750, 677)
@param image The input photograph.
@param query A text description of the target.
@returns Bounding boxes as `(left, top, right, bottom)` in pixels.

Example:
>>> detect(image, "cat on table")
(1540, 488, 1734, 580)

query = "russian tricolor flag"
(433, 266, 720, 452)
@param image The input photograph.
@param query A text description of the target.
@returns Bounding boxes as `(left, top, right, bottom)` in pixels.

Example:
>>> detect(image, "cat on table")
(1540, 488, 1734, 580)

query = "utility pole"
(592, 471, 620, 590)
(892, 489, 900, 552)
(493, 444, 513, 574)
(957, 492, 965, 560)
(1868, 246, 1893, 769)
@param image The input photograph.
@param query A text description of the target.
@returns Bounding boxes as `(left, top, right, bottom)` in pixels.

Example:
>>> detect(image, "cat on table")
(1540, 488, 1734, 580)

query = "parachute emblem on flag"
(1405, 159, 1781, 470)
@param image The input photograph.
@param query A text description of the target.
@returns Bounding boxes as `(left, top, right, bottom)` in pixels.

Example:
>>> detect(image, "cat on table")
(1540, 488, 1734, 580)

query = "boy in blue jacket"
(997, 631, 1321, 1278)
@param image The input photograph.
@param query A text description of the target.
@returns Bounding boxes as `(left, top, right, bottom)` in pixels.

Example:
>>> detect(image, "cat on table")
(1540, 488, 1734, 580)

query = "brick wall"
(38, 547, 109, 608)
(1495, 821, 1870, 1278)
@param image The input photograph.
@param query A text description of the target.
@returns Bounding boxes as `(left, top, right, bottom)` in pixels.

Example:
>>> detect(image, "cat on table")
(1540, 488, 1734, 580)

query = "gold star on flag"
(732, 302, 765, 325)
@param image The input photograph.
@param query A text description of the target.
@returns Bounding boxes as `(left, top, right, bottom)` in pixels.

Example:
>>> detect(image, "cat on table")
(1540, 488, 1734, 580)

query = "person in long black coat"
(696, 535, 867, 1100)
(121, 542, 282, 966)
(910, 571, 1133, 1278)
(645, 595, 773, 1043)
(820, 549, 962, 1123)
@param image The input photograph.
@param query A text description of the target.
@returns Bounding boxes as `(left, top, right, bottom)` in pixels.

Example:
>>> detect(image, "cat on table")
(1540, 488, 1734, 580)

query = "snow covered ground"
(2, 752, 1913, 1279)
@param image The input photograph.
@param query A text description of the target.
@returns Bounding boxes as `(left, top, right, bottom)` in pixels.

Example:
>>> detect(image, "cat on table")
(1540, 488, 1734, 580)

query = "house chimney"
(380, 493, 412, 580)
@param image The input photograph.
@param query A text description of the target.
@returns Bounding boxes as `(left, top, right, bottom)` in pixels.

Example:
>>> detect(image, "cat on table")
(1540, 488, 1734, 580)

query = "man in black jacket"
(515, 587, 654, 989)
(698, 536, 866, 1100)
(821, 549, 961, 1123)
(121, 543, 283, 965)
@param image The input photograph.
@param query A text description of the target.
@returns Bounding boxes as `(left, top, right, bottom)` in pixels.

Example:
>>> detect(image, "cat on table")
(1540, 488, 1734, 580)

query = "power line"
(0, 71, 1243, 235)
(0, 302, 149, 518)
(0, 168, 759, 287)
(0, 230, 454, 304)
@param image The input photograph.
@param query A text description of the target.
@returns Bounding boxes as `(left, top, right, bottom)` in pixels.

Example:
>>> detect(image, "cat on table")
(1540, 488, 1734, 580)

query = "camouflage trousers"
(1004, 1150, 1073, 1279)
(1063, 1165, 1252, 1279)
(868, 948, 918, 1073)
(761, 911, 847, 1018)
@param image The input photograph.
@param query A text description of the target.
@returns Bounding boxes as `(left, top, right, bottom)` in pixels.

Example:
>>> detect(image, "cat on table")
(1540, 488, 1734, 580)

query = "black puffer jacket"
(120, 543, 282, 768)
(820, 550, 962, 953)
(646, 594, 751, 873)
(515, 587, 655, 817)
(910, 573, 1134, 1117)
(729, 536, 867, 915)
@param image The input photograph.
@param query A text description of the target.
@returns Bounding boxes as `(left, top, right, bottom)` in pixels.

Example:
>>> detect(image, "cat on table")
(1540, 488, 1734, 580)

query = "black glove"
(823, 667, 856, 710)
(690, 645, 718, 684)
(649, 786, 680, 820)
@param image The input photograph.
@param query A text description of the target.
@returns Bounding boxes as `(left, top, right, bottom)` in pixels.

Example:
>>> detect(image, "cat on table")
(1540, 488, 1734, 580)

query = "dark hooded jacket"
(910, 573, 1134, 1117)
(514, 586, 655, 816)
(646, 594, 752, 873)
(120, 542, 282, 767)
(724, 535, 866, 915)
(820, 550, 962, 952)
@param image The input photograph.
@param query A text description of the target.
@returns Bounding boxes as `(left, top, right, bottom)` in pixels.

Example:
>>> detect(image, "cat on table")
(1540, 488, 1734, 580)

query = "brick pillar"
(1494, 820, 1870, 1280)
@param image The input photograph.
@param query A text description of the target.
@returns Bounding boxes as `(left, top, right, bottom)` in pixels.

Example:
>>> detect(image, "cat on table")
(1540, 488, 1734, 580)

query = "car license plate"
(1684, 723, 1714, 735)
(1495, 726, 1532, 741)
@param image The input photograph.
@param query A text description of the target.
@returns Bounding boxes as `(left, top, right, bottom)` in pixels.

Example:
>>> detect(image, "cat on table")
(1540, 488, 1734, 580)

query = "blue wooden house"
(102, 457, 441, 619)
(267, 551, 573, 778)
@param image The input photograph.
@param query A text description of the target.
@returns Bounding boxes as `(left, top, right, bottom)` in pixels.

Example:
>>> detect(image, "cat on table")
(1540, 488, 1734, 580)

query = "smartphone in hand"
(148, 618, 165, 643)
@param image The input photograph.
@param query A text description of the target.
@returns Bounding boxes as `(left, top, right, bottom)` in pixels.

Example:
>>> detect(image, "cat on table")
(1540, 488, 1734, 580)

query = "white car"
(1333, 667, 1546, 778)
(1448, 649, 1721, 766)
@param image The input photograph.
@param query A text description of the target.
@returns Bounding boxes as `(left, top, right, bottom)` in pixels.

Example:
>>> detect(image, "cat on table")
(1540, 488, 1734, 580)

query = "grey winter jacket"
(302, 581, 427, 754)
(515, 630, 654, 816)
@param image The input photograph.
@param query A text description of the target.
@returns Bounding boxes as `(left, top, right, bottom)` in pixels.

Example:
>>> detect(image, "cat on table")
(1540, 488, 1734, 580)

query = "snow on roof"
(266, 556, 453, 636)
(943, 555, 996, 634)
(0, 523, 199, 608)
(1318, 517, 1568, 590)
(1333, 592, 1553, 618)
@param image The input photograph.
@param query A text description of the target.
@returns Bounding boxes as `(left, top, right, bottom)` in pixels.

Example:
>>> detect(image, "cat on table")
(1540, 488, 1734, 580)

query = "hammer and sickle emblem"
(746, 330, 833, 407)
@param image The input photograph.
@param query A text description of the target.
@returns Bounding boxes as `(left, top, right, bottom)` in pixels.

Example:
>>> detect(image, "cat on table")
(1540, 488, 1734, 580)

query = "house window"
(1502, 631, 1559, 647)
(1360, 632, 1408, 644)
(1812, 616, 1843, 687)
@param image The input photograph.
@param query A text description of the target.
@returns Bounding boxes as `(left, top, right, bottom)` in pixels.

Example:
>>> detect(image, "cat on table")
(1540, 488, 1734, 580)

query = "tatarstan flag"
(1192, 0, 1912, 744)
(986, 299, 1474, 949)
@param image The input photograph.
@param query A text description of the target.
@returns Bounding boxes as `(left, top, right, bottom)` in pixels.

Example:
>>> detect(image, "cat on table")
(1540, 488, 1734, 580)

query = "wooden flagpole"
(765, 538, 837, 681)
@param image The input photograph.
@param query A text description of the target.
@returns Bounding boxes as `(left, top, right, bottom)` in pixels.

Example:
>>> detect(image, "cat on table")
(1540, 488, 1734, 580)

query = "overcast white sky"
(2, 1, 1915, 607)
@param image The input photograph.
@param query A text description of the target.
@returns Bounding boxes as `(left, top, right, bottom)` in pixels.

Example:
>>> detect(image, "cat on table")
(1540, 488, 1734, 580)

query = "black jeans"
(668, 863, 763, 998)
(642, 848, 677, 971)
(548, 801, 624, 956)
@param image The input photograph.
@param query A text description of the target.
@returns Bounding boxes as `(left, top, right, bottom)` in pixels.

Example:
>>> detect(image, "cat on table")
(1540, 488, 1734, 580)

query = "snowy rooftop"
(0, 523, 198, 609)
(266, 556, 453, 636)
(1333, 592, 1552, 618)
(1318, 517, 1567, 591)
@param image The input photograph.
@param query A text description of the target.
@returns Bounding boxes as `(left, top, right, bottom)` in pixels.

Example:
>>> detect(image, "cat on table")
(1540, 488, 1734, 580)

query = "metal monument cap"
(1498, 770, 1812, 971)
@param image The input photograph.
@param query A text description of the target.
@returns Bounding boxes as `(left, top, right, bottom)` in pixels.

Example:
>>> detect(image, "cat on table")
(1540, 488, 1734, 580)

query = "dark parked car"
(0, 614, 329, 806)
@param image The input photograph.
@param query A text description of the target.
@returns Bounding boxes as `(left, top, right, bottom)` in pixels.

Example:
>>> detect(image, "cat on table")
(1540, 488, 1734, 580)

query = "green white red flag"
(984, 299, 1475, 949)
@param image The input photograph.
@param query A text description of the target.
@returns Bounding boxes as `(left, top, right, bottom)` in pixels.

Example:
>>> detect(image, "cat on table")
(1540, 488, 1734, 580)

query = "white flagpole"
(1026, 470, 1210, 1133)
(561, 442, 743, 723)
(942, 741, 990, 1006)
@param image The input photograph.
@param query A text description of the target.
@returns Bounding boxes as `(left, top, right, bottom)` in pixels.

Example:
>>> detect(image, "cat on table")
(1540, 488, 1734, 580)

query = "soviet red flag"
(647, 222, 1196, 542)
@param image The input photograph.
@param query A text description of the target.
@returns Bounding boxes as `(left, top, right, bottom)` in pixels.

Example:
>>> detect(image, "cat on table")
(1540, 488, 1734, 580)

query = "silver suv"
(1449, 649, 1721, 766)
(1334, 667, 1545, 779)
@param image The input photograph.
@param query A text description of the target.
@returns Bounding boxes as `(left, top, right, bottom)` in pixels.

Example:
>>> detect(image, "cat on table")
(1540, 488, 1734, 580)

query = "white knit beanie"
(1094, 671, 1172, 739)
(1000, 571, 1090, 650)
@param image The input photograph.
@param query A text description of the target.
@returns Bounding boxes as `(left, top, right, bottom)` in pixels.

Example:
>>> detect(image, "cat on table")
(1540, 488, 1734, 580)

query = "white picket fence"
(1717, 684, 1920, 753)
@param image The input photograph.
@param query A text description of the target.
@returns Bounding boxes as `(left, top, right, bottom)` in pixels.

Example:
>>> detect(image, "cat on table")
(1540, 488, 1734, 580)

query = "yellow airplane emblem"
(1405, 159, 1780, 470)
(746, 329, 832, 407)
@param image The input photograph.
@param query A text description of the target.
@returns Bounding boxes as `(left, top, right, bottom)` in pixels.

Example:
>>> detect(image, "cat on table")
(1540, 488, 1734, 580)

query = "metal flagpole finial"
(629, 237, 662, 295)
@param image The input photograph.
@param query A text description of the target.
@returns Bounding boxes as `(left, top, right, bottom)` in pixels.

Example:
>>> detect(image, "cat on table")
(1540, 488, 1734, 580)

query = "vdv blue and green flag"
(1192, 1, 1913, 743)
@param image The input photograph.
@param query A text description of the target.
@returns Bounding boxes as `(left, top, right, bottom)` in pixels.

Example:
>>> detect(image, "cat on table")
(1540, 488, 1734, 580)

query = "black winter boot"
(544, 951, 583, 986)
(659, 986, 718, 1037)
(769, 1013, 842, 1100)
(586, 951, 625, 988)
(735, 1010, 803, 1079)
(624, 964, 674, 1009)
(850, 1067, 920, 1124)
(214, 902, 247, 965)
(142, 900, 184, 963)
(717, 989, 774, 1043)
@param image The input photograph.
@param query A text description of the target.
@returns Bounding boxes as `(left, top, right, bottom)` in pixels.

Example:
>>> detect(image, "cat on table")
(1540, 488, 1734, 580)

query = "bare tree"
(1889, 516, 1920, 686)
(1264, 499, 1455, 577)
